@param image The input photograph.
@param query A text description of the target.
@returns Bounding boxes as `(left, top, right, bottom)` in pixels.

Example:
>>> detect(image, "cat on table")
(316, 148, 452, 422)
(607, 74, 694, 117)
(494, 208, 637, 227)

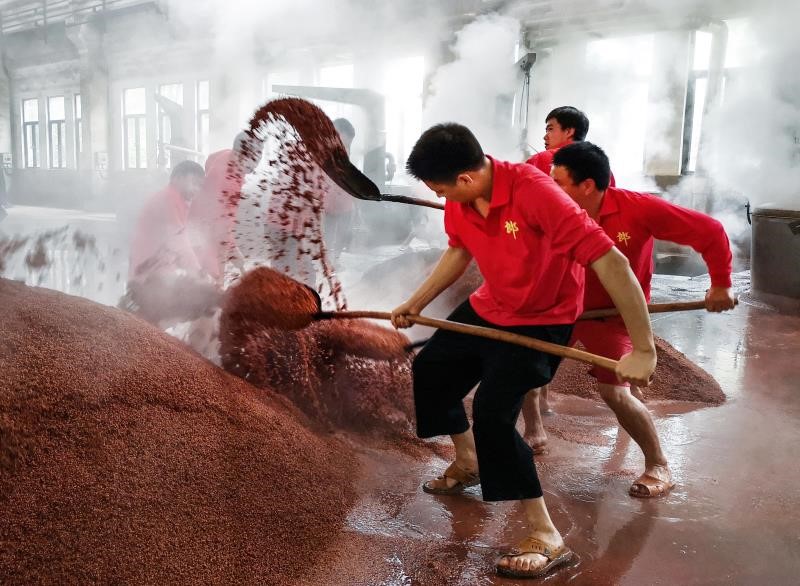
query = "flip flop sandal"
(629, 473, 675, 498)
(422, 462, 480, 495)
(496, 536, 573, 579)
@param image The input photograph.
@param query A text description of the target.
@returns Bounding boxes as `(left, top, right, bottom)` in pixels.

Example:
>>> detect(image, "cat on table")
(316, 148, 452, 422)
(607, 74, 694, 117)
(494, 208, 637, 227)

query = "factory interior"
(1, 0, 799, 584)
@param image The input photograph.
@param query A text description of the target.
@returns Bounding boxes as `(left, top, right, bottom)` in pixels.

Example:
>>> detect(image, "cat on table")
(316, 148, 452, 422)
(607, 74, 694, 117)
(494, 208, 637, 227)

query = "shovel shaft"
(379, 194, 445, 210)
(315, 310, 618, 373)
(579, 298, 738, 320)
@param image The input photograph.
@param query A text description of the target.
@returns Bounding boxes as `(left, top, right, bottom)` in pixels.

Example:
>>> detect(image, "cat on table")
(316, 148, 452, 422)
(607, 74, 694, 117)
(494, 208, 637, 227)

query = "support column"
(643, 30, 693, 177)
(0, 54, 13, 202)
(67, 21, 110, 206)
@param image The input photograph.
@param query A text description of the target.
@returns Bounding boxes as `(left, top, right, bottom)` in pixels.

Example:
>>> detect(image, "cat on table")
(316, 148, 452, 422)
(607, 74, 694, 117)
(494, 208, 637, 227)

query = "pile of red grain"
(221, 266, 320, 333)
(219, 289, 415, 438)
(0, 278, 358, 583)
(549, 335, 726, 404)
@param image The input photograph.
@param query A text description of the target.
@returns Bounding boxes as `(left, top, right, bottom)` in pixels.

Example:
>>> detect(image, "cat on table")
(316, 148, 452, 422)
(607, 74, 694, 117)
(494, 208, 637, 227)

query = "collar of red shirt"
(597, 186, 620, 219)
(485, 155, 511, 210)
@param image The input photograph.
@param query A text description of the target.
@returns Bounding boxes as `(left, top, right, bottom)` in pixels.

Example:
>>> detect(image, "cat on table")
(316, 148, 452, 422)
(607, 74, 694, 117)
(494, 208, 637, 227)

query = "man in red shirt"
(129, 161, 205, 281)
(523, 141, 736, 499)
(526, 106, 615, 190)
(526, 106, 588, 174)
(189, 132, 262, 281)
(392, 124, 657, 579)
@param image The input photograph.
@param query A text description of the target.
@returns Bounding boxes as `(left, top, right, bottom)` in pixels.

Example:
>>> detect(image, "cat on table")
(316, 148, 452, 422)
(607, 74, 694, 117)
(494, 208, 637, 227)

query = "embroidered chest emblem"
(504, 220, 520, 240)
(617, 231, 631, 247)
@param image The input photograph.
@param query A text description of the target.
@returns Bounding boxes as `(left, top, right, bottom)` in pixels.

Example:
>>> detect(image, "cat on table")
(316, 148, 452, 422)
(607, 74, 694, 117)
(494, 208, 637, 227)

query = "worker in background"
(128, 161, 205, 281)
(522, 141, 735, 498)
(189, 132, 263, 282)
(526, 106, 615, 187)
(392, 123, 656, 580)
(524, 105, 615, 418)
(323, 118, 357, 264)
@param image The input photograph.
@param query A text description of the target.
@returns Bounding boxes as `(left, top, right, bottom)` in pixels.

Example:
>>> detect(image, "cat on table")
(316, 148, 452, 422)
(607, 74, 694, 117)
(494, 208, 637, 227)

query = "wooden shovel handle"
(579, 298, 738, 320)
(315, 310, 618, 373)
(379, 194, 445, 210)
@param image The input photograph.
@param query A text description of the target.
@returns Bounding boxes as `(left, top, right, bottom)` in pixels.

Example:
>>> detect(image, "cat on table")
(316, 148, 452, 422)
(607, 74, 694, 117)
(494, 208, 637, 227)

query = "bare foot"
(523, 431, 549, 455)
(630, 463, 674, 498)
(496, 530, 569, 577)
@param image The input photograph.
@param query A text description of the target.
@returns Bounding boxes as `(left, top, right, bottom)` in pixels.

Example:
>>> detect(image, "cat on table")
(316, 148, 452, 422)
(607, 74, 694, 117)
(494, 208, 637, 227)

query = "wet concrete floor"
(301, 282, 800, 585)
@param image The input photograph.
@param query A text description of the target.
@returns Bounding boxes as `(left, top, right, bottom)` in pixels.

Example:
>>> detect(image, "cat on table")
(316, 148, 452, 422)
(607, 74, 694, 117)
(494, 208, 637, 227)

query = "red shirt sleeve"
(443, 201, 466, 248)
(636, 193, 733, 287)
(519, 173, 614, 266)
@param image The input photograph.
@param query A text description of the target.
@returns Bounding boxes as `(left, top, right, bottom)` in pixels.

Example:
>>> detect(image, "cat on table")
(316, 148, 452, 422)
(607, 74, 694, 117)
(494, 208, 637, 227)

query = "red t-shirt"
(445, 157, 614, 326)
(129, 185, 200, 280)
(526, 144, 616, 187)
(583, 187, 733, 311)
(188, 149, 245, 278)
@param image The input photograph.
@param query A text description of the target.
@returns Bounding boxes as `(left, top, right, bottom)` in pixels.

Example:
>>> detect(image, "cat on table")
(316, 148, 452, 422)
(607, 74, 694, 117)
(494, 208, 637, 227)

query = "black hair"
(546, 106, 590, 141)
(552, 141, 611, 190)
(333, 118, 355, 140)
(170, 160, 204, 181)
(406, 123, 485, 183)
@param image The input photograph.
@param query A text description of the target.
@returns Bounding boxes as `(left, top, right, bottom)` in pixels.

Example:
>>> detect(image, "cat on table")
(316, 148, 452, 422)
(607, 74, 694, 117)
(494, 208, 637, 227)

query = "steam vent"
(2, 1, 799, 584)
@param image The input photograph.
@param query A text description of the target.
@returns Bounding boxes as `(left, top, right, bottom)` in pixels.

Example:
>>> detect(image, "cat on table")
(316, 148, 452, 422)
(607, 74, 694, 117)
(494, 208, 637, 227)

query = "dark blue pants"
(413, 300, 572, 501)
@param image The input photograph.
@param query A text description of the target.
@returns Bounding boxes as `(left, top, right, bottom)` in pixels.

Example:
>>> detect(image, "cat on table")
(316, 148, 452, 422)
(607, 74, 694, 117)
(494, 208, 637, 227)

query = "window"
(382, 56, 424, 180)
(682, 21, 756, 174)
(123, 87, 147, 169)
(157, 83, 183, 168)
(584, 34, 654, 178)
(682, 31, 713, 174)
(196, 80, 209, 154)
(22, 98, 40, 168)
(48, 96, 67, 168)
(74, 94, 83, 168)
(315, 64, 355, 122)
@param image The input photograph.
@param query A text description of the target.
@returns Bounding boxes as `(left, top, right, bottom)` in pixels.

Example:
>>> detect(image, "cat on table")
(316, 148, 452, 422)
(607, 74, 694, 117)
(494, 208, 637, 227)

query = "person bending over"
(523, 141, 735, 498)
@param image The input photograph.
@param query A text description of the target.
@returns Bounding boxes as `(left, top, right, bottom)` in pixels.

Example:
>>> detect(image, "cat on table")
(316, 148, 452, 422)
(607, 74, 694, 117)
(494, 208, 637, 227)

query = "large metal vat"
(750, 205, 800, 304)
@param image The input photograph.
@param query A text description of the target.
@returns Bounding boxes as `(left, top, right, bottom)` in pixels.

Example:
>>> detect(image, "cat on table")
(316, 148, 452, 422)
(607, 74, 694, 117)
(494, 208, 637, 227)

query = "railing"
(0, 0, 156, 35)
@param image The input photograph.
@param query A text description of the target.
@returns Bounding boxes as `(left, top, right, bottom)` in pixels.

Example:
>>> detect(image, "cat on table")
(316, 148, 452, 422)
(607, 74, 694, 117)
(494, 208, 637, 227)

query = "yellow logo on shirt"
(617, 231, 631, 247)
(505, 220, 520, 240)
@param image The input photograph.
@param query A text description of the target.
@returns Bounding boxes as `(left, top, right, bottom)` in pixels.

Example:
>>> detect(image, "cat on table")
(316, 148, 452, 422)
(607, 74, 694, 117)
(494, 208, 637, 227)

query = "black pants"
(413, 300, 573, 501)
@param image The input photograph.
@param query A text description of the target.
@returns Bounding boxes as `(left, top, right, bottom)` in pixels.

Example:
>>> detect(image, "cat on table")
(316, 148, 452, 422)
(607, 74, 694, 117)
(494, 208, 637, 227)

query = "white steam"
(423, 14, 522, 160)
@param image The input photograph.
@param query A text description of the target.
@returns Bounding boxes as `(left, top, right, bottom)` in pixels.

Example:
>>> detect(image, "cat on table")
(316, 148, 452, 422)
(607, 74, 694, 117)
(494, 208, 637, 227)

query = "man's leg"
(413, 301, 483, 489)
(470, 323, 572, 576)
(539, 384, 552, 413)
(521, 388, 548, 453)
(597, 382, 673, 496)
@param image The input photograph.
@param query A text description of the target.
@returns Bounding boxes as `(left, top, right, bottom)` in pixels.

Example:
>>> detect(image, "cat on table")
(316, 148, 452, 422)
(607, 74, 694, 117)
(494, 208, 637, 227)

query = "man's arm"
(391, 246, 473, 328)
(590, 247, 656, 386)
(640, 194, 735, 312)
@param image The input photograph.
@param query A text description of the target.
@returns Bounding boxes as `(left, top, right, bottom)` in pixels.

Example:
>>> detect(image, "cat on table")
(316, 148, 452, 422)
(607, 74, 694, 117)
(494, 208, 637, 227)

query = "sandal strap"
(443, 462, 478, 485)
(505, 537, 566, 561)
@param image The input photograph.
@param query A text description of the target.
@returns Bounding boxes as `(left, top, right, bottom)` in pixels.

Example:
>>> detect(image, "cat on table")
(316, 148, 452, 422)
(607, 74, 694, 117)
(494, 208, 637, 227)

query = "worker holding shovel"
(522, 141, 736, 498)
(391, 123, 657, 580)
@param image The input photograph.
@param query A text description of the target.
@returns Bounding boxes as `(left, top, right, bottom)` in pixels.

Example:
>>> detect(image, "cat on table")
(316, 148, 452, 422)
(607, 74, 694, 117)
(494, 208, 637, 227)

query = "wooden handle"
(379, 194, 445, 210)
(316, 310, 618, 373)
(579, 298, 738, 320)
